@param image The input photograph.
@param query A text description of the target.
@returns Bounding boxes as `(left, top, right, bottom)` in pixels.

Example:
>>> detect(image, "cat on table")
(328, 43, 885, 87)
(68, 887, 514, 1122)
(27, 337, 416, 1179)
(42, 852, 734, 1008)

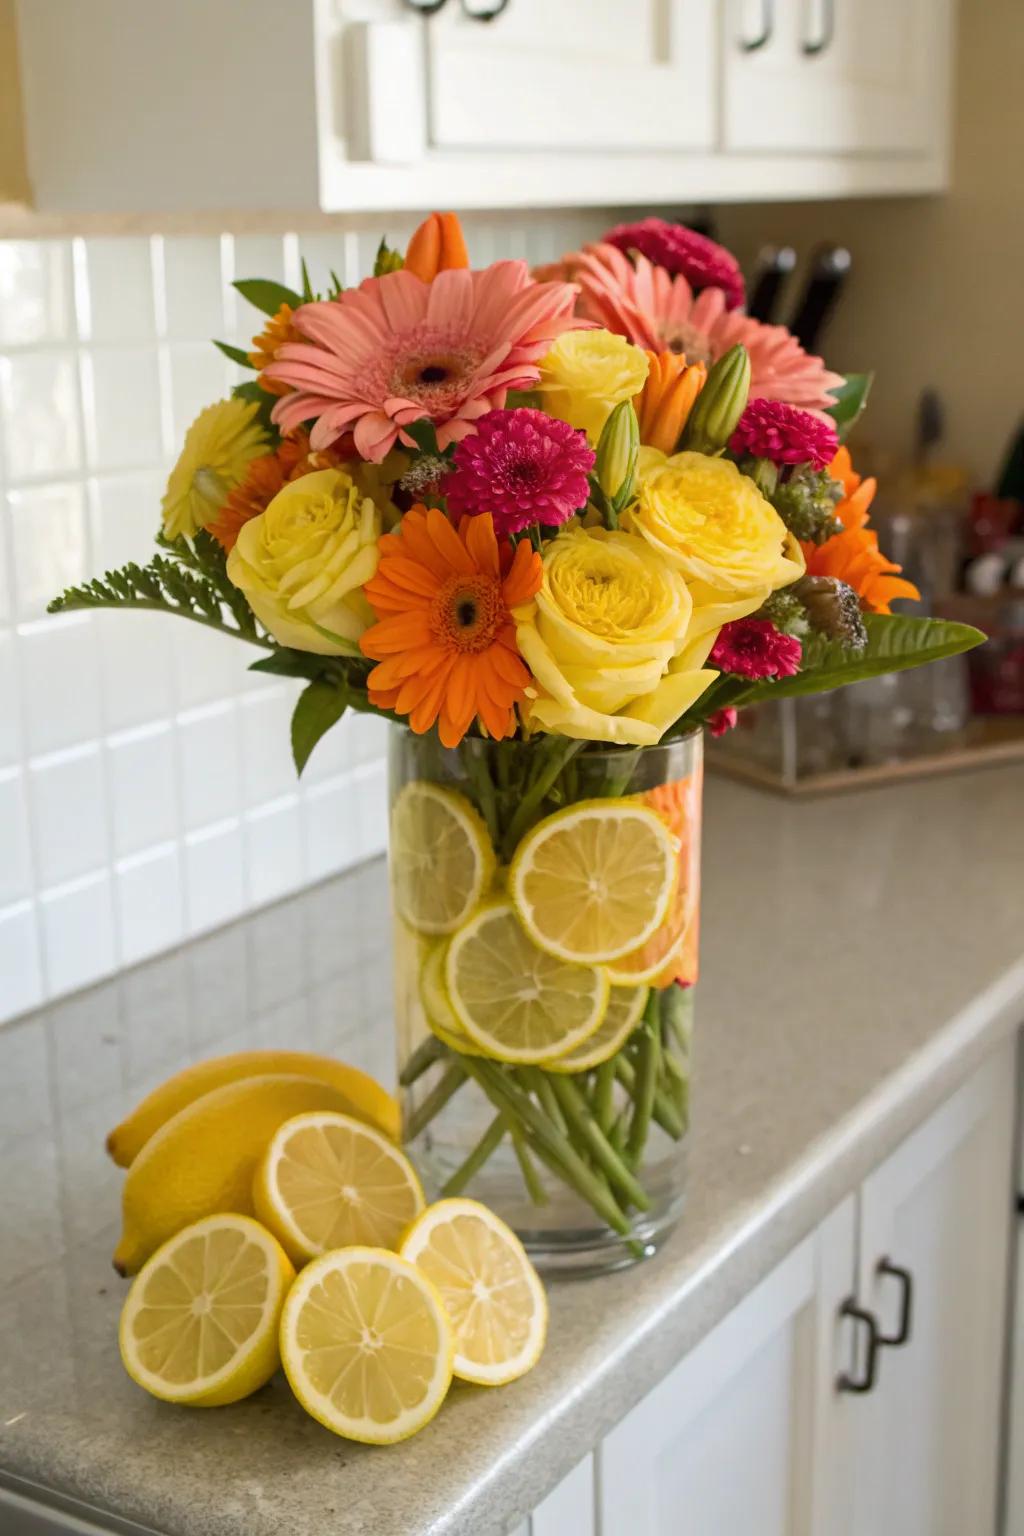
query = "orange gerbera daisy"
(208, 435, 311, 552)
(249, 303, 302, 397)
(800, 447, 919, 614)
(360, 507, 542, 747)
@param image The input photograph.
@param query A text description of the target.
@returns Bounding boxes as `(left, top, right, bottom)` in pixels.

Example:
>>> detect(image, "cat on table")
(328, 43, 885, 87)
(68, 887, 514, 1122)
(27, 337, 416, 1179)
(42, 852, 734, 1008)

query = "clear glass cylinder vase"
(388, 725, 702, 1276)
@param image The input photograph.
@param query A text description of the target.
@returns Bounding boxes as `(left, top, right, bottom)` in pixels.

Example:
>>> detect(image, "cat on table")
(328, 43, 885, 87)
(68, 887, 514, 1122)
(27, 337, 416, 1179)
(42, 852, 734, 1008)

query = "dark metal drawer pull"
(876, 1257, 913, 1347)
(740, 0, 774, 51)
(836, 1299, 880, 1394)
(802, 0, 835, 55)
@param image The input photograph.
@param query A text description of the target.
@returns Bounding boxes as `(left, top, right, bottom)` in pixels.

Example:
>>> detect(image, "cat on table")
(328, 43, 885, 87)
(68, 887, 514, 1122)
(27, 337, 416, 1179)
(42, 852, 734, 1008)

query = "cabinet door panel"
(529, 1453, 594, 1534)
(427, 0, 713, 152)
(599, 1200, 856, 1536)
(852, 1043, 1015, 1536)
(723, 0, 952, 155)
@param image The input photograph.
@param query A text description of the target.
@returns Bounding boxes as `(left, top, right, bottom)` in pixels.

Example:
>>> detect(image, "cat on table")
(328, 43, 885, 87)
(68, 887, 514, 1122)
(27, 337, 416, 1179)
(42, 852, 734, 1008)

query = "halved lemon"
(509, 800, 677, 965)
(118, 1214, 294, 1406)
(253, 1111, 425, 1267)
(280, 1247, 453, 1444)
(390, 782, 495, 935)
(419, 943, 481, 1056)
(400, 1198, 547, 1386)
(445, 899, 609, 1064)
(548, 983, 649, 1073)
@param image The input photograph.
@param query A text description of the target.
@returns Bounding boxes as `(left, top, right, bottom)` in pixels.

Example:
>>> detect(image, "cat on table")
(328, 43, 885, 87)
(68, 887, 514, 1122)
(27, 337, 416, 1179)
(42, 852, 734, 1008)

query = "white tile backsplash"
(0, 210, 615, 1025)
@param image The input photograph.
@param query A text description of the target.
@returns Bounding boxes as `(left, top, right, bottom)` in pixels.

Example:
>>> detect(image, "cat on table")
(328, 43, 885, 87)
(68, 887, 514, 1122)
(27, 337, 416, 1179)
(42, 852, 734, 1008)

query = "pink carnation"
(443, 408, 594, 535)
(730, 399, 838, 470)
(707, 707, 739, 738)
(603, 218, 746, 311)
(711, 619, 802, 680)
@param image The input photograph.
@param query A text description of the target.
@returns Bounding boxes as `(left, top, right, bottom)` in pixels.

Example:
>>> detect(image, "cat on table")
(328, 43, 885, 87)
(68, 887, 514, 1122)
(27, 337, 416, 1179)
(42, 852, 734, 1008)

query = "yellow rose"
(513, 527, 716, 746)
(627, 450, 805, 638)
(227, 468, 381, 655)
(537, 330, 649, 444)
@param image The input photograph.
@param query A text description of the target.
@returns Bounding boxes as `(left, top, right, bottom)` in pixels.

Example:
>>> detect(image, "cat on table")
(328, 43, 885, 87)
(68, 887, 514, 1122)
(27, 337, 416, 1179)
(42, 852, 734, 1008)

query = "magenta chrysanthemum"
(707, 706, 738, 738)
(711, 619, 803, 680)
(730, 399, 839, 470)
(443, 408, 594, 534)
(604, 218, 746, 312)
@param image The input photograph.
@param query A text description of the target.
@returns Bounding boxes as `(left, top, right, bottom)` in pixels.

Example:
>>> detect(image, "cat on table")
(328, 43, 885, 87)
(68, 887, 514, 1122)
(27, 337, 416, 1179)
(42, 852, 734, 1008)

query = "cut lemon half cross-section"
(253, 1111, 425, 1267)
(280, 1248, 453, 1444)
(390, 781, 495, 935)
(400, 1198, 547, 1385)
(509, 800, 677, 964)
(548, 983, 649, 1073)
(446, 899, 609, 1064)
(118, 1213, 295, 1406)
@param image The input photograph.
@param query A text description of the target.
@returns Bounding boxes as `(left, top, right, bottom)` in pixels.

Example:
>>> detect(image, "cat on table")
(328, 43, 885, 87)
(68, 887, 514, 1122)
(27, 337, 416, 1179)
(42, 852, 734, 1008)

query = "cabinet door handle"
(836, 1299, 880, 1394)
(802, 0, 835, 55)
(403, 0, 510, 16)
(739, 0, 774, 51)
(876, 1257, 913, 1347)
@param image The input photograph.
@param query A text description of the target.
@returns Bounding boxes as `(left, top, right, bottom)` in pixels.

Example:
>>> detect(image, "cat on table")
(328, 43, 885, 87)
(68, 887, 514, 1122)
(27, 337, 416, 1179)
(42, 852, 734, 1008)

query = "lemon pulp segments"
(280, 1248, 453, 1444)
(390, 782, 494, 935)
(400, 1199, 547, 1386)
(253, 1111, 424, 1265)
(549, 984, 649, 1073)
(510, 800, 678, 964)
(118, 1214, 294, 1406)
(419, 944, 481, 1055)
(445, 899, 609, 1064)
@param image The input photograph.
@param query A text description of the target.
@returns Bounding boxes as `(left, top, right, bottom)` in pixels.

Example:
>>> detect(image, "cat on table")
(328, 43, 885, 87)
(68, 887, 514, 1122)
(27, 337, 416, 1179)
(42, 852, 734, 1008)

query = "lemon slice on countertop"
(390, 781, 495, 935)
(445, 899, 609, 1064)
(400, 1198, 547, 1386)
(118, 1214, 294, 1406)
(280, 1247, 454, 1444)
(253, 1111, 425, 1266)
(509, 800, 677, 965)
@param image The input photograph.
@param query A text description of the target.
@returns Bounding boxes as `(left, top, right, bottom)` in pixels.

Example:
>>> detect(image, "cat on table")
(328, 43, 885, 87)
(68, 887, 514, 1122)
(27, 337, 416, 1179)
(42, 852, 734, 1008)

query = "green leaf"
(213, 339, 254, 368)
(232, 278, 302, 317)
(300, 257, 314, 303)
(291, 679, 348, 776)
(404, 417, 441, 456)
(827, 372, 873, 443)
(373, 237, 404, 277)
(732, 614, 986, 707)
(249, 649, 327, 682)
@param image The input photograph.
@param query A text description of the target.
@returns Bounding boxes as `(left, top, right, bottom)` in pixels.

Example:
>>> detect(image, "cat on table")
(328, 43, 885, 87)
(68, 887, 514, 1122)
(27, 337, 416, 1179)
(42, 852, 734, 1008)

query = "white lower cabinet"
(524, 1039, 1016, 1536)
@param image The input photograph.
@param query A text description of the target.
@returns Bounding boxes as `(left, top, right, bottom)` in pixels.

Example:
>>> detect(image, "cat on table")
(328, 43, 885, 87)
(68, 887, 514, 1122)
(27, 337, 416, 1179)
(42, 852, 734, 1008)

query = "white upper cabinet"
(425, 0, 714, 153)
(13, 0, 956, 214)
(723, 0, 955, 155)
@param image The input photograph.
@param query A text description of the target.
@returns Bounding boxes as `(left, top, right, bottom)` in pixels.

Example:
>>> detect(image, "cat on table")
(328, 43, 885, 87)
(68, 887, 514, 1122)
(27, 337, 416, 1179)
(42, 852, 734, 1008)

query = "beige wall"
(716, 0, 1024, 488)
(0, 0, 29, 202)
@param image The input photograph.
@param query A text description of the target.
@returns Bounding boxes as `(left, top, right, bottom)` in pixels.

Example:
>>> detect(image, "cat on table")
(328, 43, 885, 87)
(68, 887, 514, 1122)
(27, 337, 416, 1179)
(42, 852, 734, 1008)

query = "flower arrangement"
(50, 213, 982, 1266)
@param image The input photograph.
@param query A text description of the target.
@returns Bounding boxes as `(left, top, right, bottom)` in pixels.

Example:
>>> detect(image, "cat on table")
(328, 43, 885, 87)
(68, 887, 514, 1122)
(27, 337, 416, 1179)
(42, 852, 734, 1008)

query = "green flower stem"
(461, 1057, 633, 1237)
(626, 997, 661, 1167)
(511, 1125, 548, 1206)
(399, 1035, 444, 1087)
(461, 746, 500, 847)
(500, 737, 585, 861)
(614, 1054, 684, 1141)
(608, 1106, 630, 1155)
(593, 1059, 618, 1136)
(405, 1061, 466, 1142)
(521, 1066, 568, 1137)
(440, 1111, 508, 1197)
(548, 1074, 652, 1213)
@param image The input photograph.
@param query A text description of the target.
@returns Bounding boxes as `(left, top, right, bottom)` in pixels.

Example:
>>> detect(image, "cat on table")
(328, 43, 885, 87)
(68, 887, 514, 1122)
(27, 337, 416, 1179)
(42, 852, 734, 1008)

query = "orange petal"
(426, 507, 475, 575)
(404, 212, 470, 283)
(501, 541, 543, 607)
(461, 513, 500, 577)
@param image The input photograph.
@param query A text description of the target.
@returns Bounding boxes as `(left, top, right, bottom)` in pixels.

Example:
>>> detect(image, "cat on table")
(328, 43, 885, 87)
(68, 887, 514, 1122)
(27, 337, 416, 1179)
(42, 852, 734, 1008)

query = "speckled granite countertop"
(2, 769, 1024, 1536)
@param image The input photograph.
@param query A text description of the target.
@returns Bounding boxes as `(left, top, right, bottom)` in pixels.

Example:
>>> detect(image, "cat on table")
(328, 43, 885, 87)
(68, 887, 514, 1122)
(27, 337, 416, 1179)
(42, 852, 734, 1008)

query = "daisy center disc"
(432, 574, 505, 654)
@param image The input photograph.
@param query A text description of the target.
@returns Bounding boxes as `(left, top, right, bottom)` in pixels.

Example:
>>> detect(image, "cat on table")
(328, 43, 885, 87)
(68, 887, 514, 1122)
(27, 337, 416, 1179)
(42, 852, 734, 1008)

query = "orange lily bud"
(633, 351, 707, 454)
(404, 212, 470, 282)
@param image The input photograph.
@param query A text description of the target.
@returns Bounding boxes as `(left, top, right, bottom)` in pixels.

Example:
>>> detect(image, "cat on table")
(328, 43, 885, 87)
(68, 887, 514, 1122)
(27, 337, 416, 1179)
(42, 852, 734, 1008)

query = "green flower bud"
(373, 238, 404, 277)
(595, 400, 640, 516)
(757, 589, 809, 639)
(679, 344, 750, 454)
(770, 467, 843, 545)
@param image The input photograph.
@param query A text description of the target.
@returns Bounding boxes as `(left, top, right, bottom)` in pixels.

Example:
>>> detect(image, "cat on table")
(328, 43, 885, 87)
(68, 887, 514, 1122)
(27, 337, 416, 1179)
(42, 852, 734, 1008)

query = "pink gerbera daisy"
(444, 408, 594, 535)
(574, 244, 843, 413)
(266, 263, 580, 463)
(730, 399, 839, 469)
(603, 218, 746, 311)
